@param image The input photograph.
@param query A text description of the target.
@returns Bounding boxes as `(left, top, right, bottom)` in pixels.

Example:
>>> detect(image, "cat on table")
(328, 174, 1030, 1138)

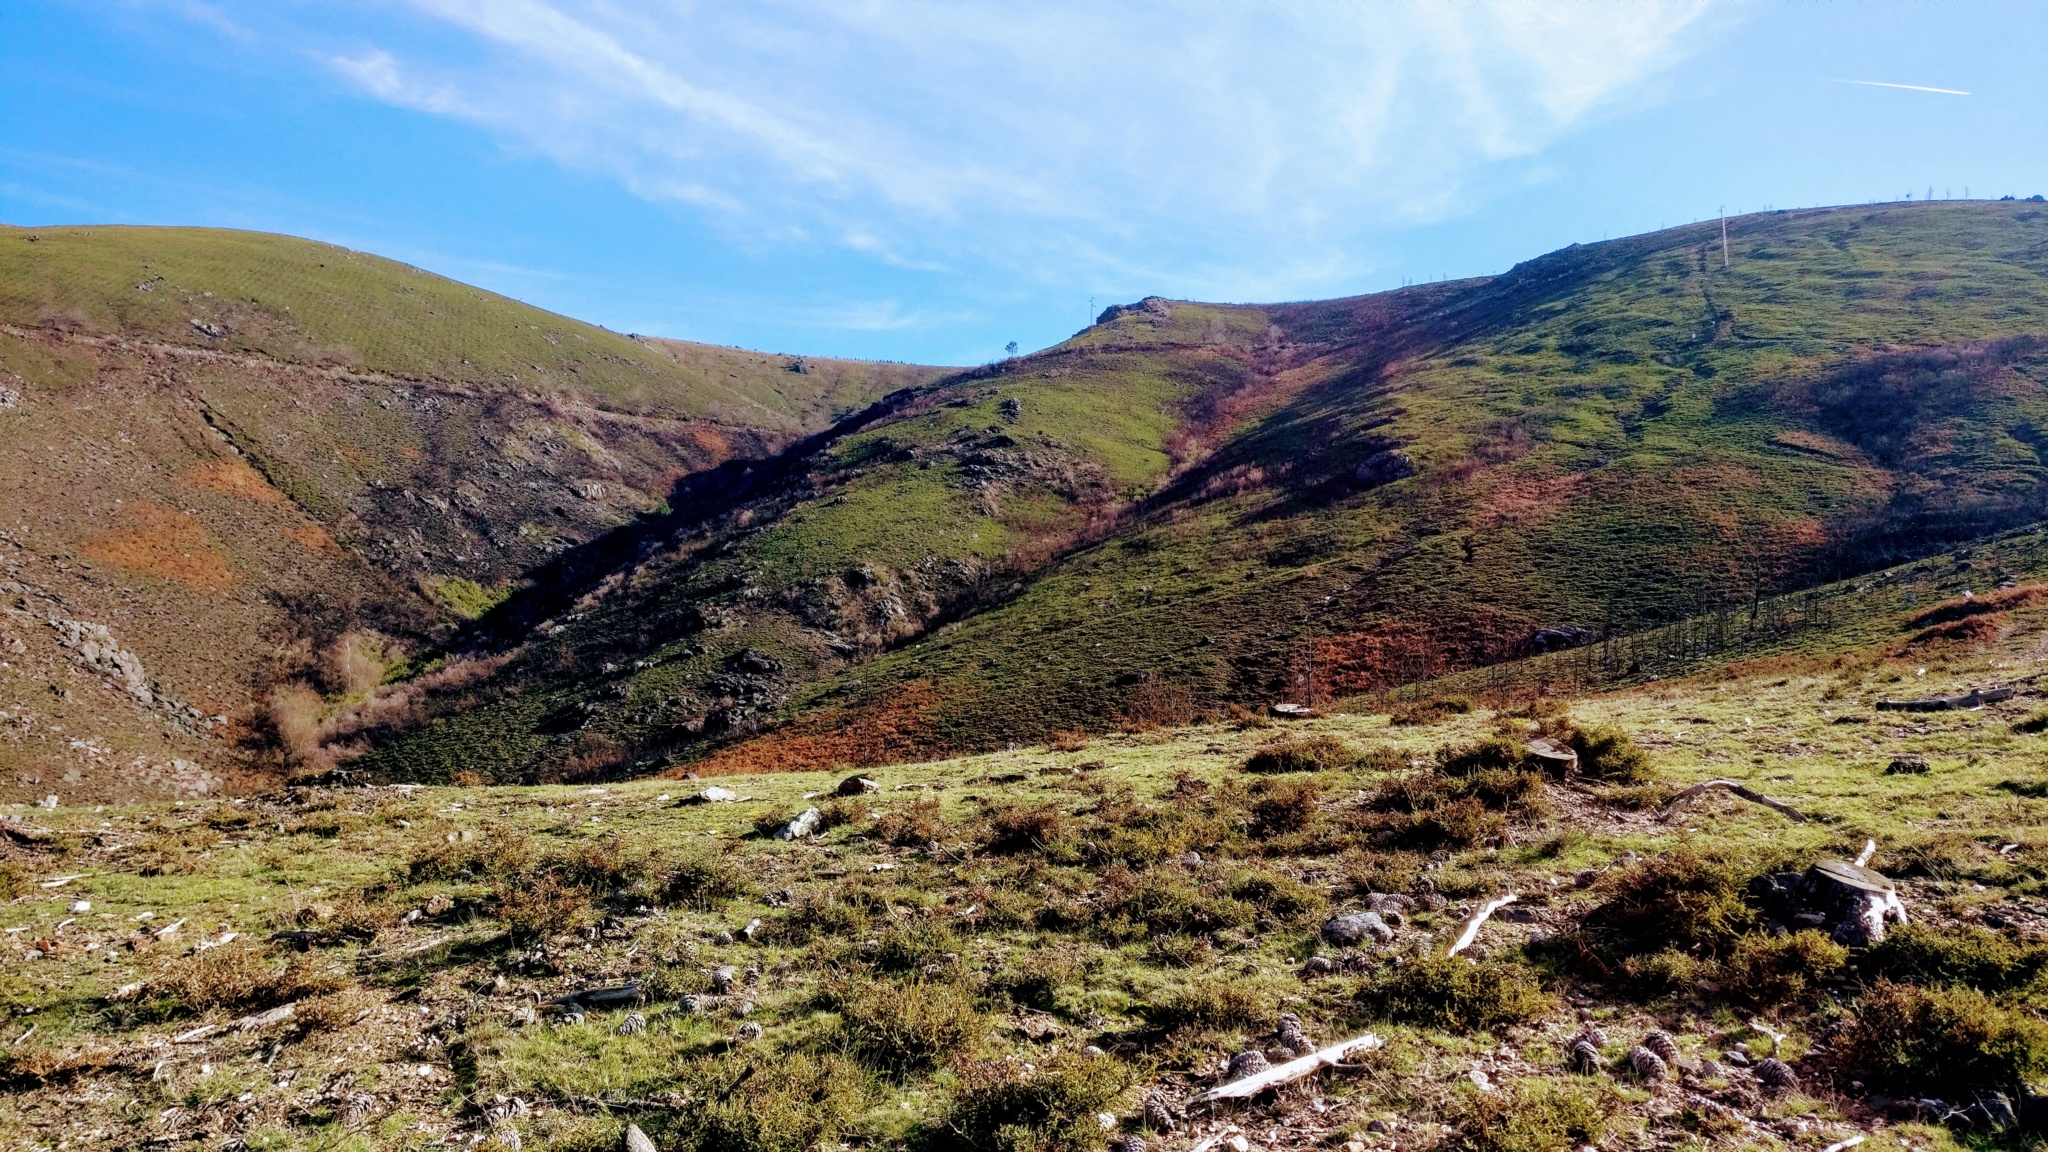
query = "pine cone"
(615, 1012, 646, 1036)
(1575, 1023, 1608, 1048)
(1643, 1030, 1678, 1063)
(1114, 1137, 1147, 1152)
(1277, 1027, 1313, 1057)
(1629, 1045, 1667, 1082)
(1568, 1039, 1603, 1074)
(1142, 1092, 1177, 1133)
(1754, 1057, 1798, 1091)
(1226, 1050, 1271, 1080)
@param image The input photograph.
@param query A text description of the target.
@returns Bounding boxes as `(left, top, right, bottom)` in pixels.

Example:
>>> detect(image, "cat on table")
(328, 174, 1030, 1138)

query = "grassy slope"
(0, 226, 948, 801)
(8, 545, 2048, 1150)
(883, 203, 2048, 741)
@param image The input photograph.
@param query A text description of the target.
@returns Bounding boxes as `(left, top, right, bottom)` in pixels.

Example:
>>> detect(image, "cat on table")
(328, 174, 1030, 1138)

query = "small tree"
(1005, 341, 1019, 358)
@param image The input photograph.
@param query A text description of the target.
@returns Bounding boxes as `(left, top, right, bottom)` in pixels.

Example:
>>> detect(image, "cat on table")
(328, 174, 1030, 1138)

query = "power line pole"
(1720, 206, 1730, 270)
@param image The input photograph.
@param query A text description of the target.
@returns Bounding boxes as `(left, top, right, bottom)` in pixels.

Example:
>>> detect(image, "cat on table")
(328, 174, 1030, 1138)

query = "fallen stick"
(1819, 1136, 1866, 1152)
(1195, 1034, 1383, 1102)
(1448, 894, 1517, 958)
(1662, 780, 1805, 823)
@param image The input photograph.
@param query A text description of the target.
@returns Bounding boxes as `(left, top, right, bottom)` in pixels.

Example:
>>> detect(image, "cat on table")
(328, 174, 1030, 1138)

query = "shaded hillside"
(0, 225, 947, 801)
(351, 201, 2048, 784)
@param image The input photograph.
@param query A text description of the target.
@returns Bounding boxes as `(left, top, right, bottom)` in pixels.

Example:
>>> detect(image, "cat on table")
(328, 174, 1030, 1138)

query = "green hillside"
(357, 201, 2048, 784)
(0, 225, 948, 804)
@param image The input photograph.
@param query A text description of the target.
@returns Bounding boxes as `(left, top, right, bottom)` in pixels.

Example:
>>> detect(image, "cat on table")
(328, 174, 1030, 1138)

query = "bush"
(1840, 980, 2048, 1094)
(1571, 849, 1766, 968)
(1448, 1079, 1613, 1152)
(676, 1051, 869, 1152)
(992, 947, 1090, 1012)
(1242, 734, 1361, 774)
(1146, 976, 1271, 1035)
(1435, 737, 1535, 777)
(1097, 866, 1255, 939)
(1389, 696, 1472, 726)
(874, 919, 961, 973)
(1560, 724, 1651, 783)
(1720, 931, 1847, 1005)
(1248, 778, 1322, 836)
(986, 805, 1071, 854)
(940, 1050, 1130, 1152)
(1361, 954, 1551, 1032)
(1865, 923, 2048, 993)
(877, 797, 952, 847)
(663, 852, 755, 910)
(833, 978, 985, 1073)
(0, 861, 30, 902)
(1227, 869, 1329, 927)
(146, 945, 347, 1017)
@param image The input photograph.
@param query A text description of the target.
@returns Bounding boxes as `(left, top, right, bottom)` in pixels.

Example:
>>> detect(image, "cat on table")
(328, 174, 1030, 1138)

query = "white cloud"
(309, 0, 1719, 297)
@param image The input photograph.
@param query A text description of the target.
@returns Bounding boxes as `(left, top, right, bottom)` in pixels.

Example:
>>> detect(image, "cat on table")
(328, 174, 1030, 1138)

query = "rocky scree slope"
(361, 202, 2048, 783)
(0, 225, 946, 801)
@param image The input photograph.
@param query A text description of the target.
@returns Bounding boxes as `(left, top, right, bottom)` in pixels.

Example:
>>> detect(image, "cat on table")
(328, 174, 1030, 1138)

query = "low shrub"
(818, 796, 873, 832)
(662, 852, 755, 910)
(1248, 778, 1322, 836)
(0, 861, 30, 902)
(877, 797, 952, 847)
(1570, 849, 1767, 969)
(986, 805, 1073, 854)
(1361, 953, 1551, 1032)
(1435, 737, 1535, 777)
(1097, 865, 1255, 940)
(1839, 980, 2048, 1094)
(1227, 869, 1329, 927)
(1618, 949, 1706, 996)
(1447, 1079, 1613, 1152)
(1389, 695, 1472, 726)
(146, 945, 347, 1017)
(677, 1051, 870, 1152)
(939, 1050, 1130, 1152)
(1145, 975, 1271, 1035)
(1241, 734, 1361, 774)
(1558, 723, 1651, 784)
(833, 978, 985, 1073)
(1865, 923, 2048, 993)
(2012, 710, 2048, 735)
(992, 947, 1090, 1012)
(1720, 930, 1848, 1005)
(874, 919, 962, 973)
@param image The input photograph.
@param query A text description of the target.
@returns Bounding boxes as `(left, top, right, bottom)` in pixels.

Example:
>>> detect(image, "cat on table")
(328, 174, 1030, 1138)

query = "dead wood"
(1661, 779, 1805, 822)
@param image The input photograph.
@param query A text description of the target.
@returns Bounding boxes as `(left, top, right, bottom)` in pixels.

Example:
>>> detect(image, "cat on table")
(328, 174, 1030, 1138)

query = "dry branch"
(1662, 779, 1805, 822)
(1194, 1034, 1383, 1102)
(1448, 893, 1517, 958)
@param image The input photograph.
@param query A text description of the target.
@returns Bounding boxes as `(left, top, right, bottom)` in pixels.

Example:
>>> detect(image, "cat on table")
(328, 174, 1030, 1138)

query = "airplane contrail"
(1834, 79, 1970, 96)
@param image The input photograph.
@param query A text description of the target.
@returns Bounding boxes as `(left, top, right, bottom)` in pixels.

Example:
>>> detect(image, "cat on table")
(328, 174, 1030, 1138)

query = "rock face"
(1322, 911, 1394, 946)
(51, 619, 151, 703)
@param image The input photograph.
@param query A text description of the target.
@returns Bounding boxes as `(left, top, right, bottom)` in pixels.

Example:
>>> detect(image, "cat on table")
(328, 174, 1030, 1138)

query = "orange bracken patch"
(285, 522, 342, 553)
(183, 459, 287, 504)
(81, 502, 239, 591)
(679, 681, 948, 776)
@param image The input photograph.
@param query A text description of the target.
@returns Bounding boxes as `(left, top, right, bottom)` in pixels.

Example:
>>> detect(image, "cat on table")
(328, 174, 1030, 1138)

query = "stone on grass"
(837, 774, 881, 796)
(1321, 911, 1394, 947)
(625, 1123, 657, 1152)
(773, 806, 824, 840)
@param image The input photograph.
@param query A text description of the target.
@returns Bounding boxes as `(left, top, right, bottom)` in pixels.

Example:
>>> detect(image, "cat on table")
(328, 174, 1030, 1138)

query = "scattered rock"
(836, 774, 880, 796)
(680, 787, 738, 805)
(1322, 911, 1394, 946)
(1723, 1049, 1751, 1067)
(772, 807, 824, 840)
(1885, 755, 1931, 775)
(625, 1123, 657, 1152)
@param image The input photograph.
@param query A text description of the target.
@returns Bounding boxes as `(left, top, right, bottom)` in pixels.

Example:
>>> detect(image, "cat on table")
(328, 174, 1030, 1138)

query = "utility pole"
(1720, 207, 1730, 270)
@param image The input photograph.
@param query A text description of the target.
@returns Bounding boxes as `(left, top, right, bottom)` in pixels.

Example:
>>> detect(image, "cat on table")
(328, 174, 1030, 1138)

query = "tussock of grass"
(1241, 734, 1363, 773)
(1447, 1079, 1614, 1152)
(1865, 923, 2048, 993)
(940, 1050, 1131, 1152)
(1359, 953, 1551, 1032)
(832, 978, 985, 1073)
(1840, 980, 2048, 1095)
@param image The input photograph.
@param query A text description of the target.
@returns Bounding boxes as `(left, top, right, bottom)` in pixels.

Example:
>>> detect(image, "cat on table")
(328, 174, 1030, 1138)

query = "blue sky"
(3, 2, 2044, 365)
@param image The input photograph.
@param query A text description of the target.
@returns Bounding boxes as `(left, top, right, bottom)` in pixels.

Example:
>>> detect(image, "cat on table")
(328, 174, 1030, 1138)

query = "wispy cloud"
(199, 2, 1723, 298)
(1833, 79, 1970, 96)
